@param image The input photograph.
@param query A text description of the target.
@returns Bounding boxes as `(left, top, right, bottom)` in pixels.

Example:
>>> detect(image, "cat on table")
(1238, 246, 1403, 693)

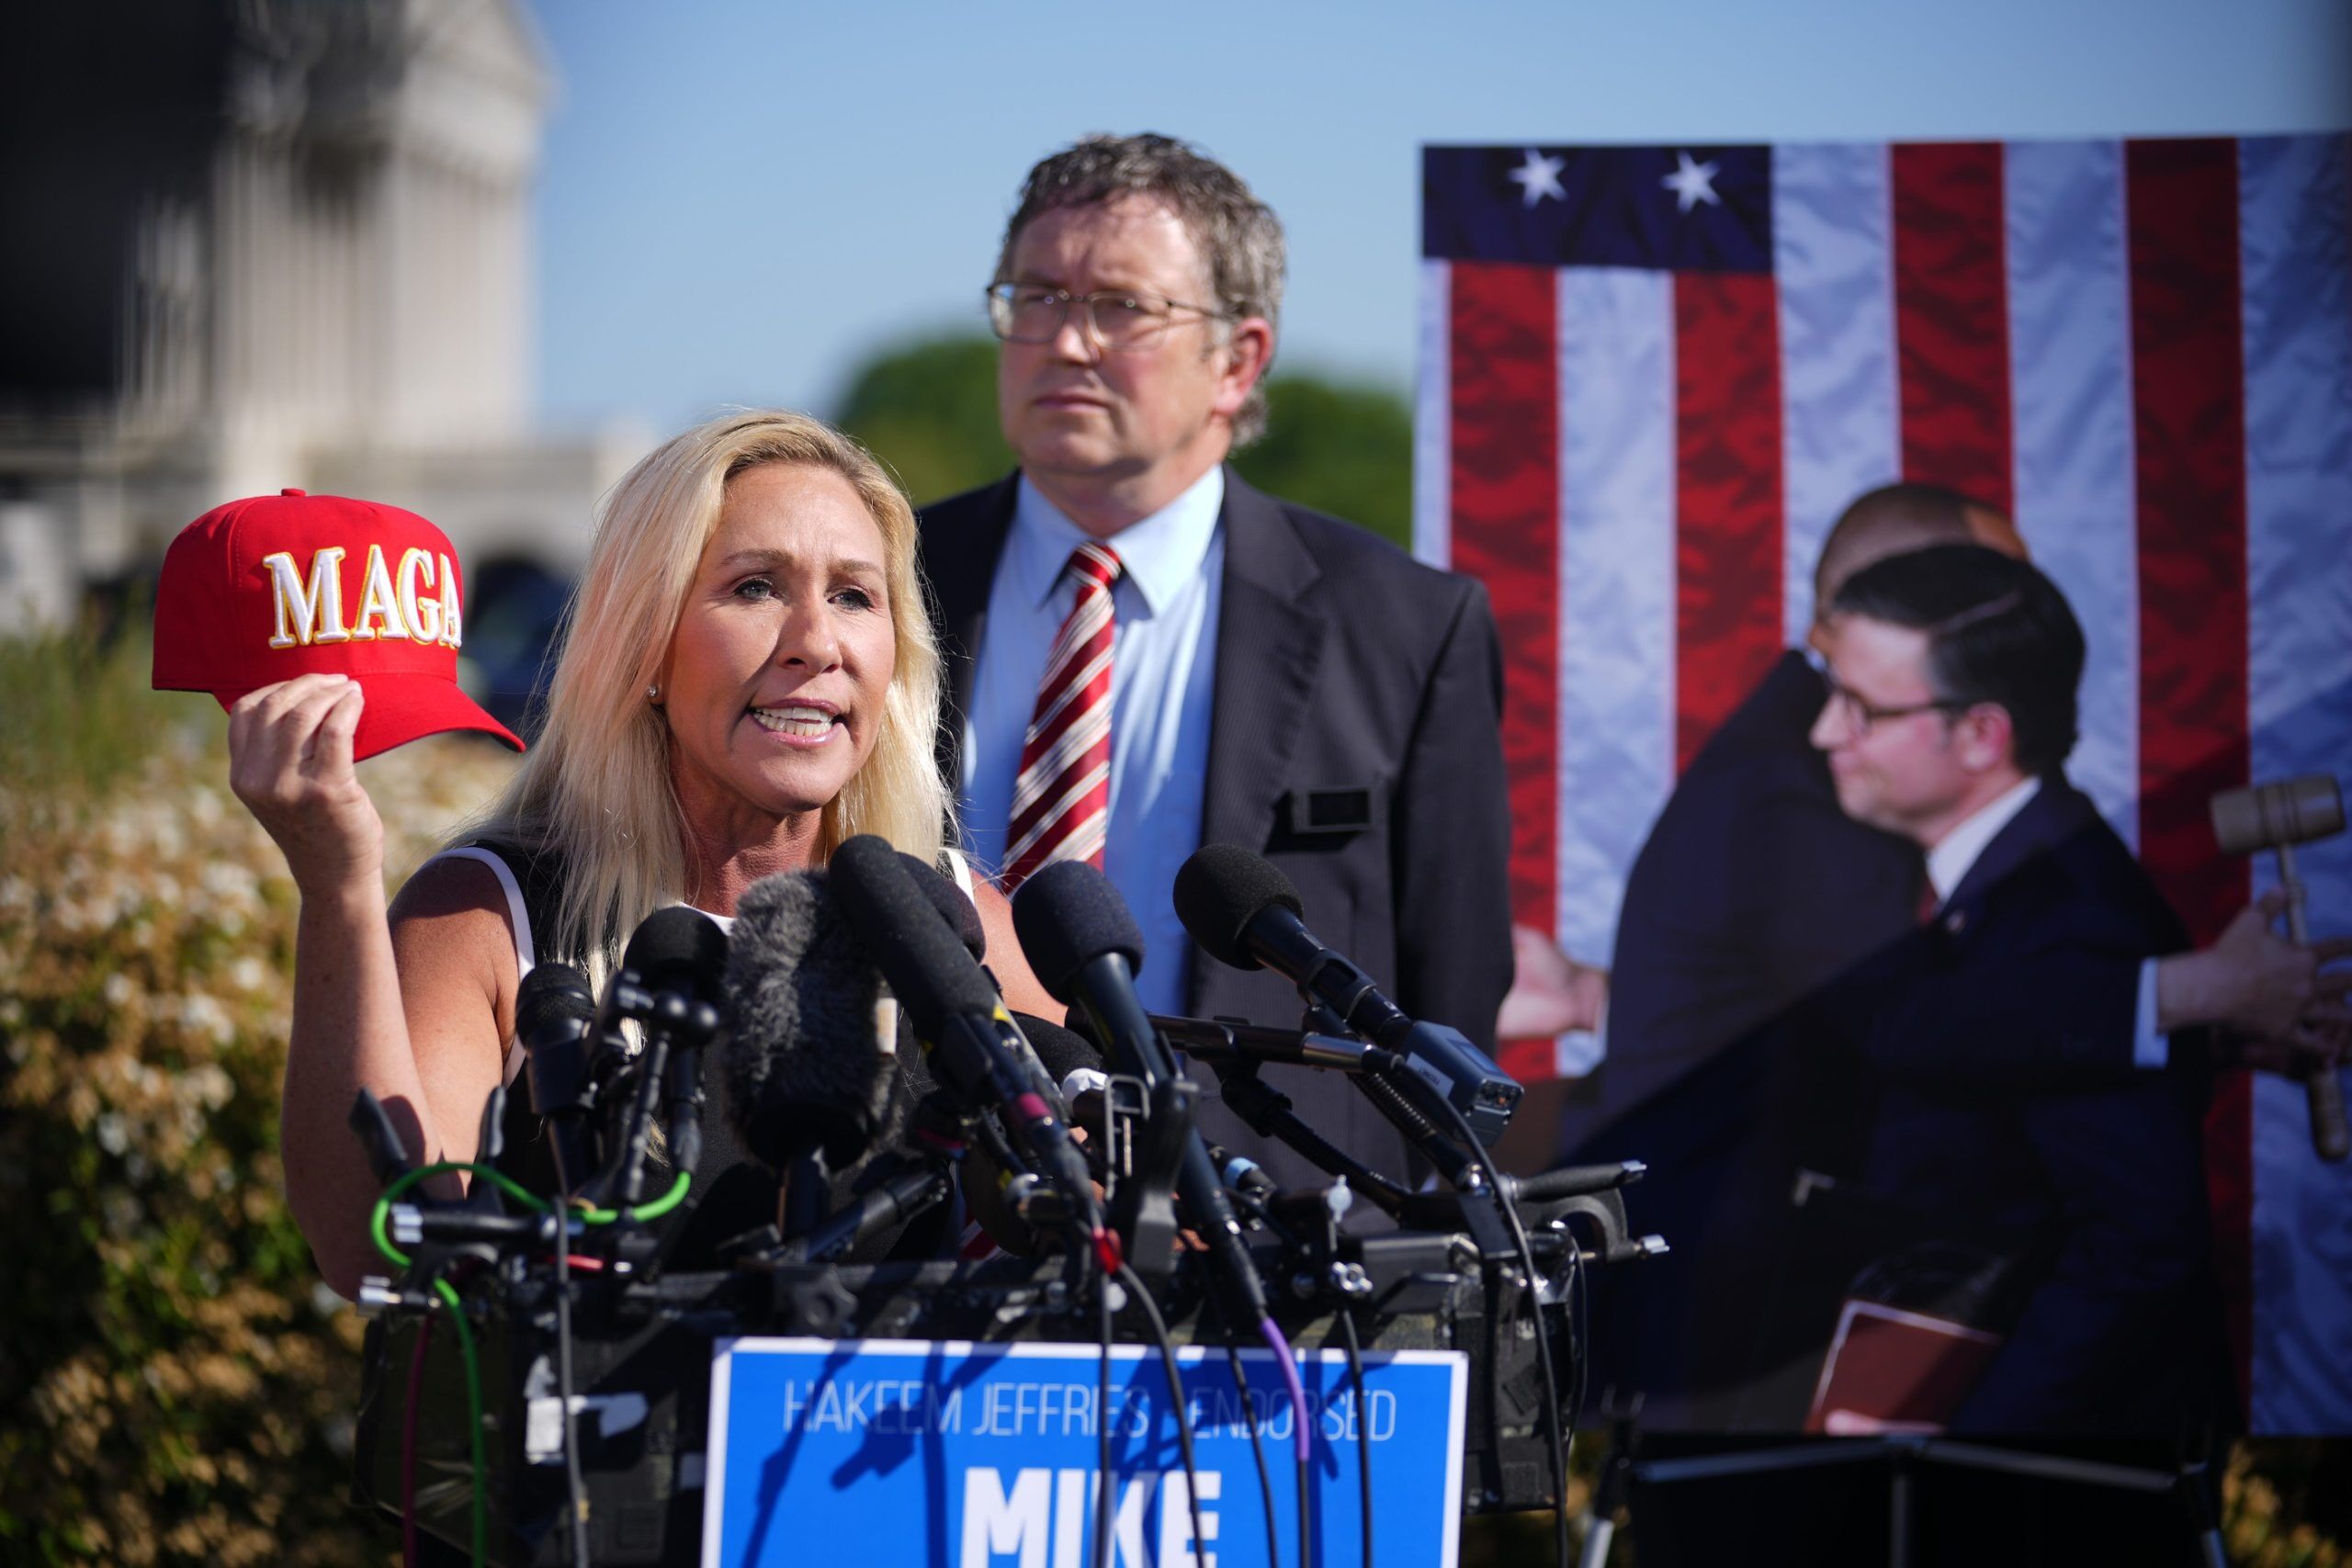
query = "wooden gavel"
(2211, 774, 2347, 1162)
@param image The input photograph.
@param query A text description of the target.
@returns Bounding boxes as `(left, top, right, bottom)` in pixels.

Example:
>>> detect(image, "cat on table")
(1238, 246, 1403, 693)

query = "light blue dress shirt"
(960, 468, 1226, 1016)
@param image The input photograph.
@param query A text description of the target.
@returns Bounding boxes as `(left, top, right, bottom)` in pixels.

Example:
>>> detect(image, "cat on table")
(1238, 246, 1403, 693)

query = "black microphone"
(1173, 844, 1524, 1145)
(1017, 1010, 1120, 1181)
(593, 902, 722, 1041)
(898, 854, 1072, 1122)
(516, 961, 597, 1192)
(827, 836, 1107, 1253)
(1012, 859, 1273, 1323)
(599, 906, 729, 1203)
(1150, 1012, 1385, 1072)
(898, 852, 986, 959)
(721, 869, 898, 1172)
(1017, 1010, 1105, 1099)
(1012, 861, 1174, 1084)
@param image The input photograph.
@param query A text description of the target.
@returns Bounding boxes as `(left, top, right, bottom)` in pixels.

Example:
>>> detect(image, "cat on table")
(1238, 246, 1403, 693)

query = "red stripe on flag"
(1447, 262, 1558, 1082)
(1673, 272, 1785, 773)
(1893, 142, 2015, 516)
(2126, 136, 2253, 1409)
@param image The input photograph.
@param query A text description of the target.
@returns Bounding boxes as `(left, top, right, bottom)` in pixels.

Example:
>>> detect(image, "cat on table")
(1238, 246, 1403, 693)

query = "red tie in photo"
(1003, 542, 1122, 890)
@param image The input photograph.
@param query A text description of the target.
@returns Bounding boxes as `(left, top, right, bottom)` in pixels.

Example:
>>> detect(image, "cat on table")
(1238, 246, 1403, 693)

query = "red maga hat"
(153, 489, 525, 761)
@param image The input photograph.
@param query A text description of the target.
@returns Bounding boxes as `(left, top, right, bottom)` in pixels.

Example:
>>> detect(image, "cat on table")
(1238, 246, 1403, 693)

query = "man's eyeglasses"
(1822, 677, 1971, 736)
(985, 284, 1229, 350)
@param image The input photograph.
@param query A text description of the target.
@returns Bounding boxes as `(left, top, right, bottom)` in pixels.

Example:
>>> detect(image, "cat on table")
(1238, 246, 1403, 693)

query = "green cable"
(368, 1162, 549, 1268)
(359, 1157, 691, 1566)
(575, 1170, 691, 1225)
(367, 1162, 692, 1268)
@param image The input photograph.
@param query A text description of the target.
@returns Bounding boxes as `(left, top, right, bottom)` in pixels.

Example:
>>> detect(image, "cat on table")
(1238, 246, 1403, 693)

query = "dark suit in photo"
(1846, 777, 2228, 1437)
(1561, 648, 1923, 1426)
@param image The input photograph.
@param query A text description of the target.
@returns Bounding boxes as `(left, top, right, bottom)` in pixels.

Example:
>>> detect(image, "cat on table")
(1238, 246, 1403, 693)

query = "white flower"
(184, 1063, 233, 1111)
(178, 993, 233, 1044)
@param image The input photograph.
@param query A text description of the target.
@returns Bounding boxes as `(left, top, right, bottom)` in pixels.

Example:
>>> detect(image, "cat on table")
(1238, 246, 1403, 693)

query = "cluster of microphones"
(343, 838, 1677, 1568)
(356, 837, 1658, 1330)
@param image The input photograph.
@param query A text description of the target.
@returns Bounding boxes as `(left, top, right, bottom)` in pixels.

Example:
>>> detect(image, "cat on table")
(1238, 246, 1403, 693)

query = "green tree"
(832, 334, 1014, 507)
(833, 332, 1418, 551)
(1233, 373, 1414, 551)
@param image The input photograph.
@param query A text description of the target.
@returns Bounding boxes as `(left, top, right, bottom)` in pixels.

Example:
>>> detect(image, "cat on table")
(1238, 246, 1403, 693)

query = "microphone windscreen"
(1171, 844, 1302, 972)
(1012, 1010, 1104, 1086)
(722, 868, 892, 1168)
(621, 905, 730, 997)
(516, 961, 594, 1040)
(830, 835, 998, 1032)
(1010, 860, 1145, 1005)
(899, 852, 986, 959)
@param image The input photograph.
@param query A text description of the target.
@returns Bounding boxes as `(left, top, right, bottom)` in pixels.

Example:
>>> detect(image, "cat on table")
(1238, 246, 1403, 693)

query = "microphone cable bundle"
(351, 905, 729, 1568)
(344, 837, 1663, 1568)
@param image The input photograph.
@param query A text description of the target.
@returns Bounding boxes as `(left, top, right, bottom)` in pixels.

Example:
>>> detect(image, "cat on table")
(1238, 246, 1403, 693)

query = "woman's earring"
(646, 683, 661, 704)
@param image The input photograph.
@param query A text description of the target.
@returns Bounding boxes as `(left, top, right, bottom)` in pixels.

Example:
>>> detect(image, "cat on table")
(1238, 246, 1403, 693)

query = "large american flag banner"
(1415, 138, 2352, 1433)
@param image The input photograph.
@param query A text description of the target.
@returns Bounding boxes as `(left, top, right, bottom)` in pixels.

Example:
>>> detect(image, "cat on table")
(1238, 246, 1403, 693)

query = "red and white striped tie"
(1003, 542, 1122, 890)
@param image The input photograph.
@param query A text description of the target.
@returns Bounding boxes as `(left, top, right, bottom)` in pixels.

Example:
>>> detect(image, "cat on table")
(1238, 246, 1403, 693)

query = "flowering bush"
(0, 628, 515, 1564)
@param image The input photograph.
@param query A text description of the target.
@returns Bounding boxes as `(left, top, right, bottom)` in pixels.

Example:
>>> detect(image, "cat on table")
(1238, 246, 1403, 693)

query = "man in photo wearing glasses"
(1801, 544, 2352, 1433)
(918, 133, 1511, 1192)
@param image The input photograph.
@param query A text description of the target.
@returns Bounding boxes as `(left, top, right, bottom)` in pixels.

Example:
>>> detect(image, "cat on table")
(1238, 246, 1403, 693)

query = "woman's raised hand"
(227, 673, 385, 897)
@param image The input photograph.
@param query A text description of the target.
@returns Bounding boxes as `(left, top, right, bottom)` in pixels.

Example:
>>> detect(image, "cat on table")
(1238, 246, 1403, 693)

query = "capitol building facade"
(0, 0, 637, 650)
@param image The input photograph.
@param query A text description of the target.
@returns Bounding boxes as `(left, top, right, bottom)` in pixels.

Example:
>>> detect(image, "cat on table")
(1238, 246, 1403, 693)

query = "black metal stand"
(1588, 1426, 2223, 1568)
(1576, 1393, 1642, 1568)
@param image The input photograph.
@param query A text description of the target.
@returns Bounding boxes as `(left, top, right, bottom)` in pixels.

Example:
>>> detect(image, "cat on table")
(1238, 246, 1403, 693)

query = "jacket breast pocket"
(1268, 781, 1385, 854)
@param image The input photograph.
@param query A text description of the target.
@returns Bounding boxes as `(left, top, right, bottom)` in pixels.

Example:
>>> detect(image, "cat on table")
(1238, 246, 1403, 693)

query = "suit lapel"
(922, 474, 1020, 781)
(1940, 777, 2090, 927)
(1198, 471, 1328, 854)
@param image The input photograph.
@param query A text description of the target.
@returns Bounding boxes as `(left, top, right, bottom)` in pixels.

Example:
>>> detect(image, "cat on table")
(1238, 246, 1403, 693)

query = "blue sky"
(531, 0, 2352, 434)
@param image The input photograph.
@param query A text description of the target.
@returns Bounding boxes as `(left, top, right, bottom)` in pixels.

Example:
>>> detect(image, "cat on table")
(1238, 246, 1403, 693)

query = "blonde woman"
(231, 411, 1054, 1296)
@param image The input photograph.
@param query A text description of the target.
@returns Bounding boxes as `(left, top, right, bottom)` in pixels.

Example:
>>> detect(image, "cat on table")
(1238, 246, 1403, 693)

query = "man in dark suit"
(1557, 484, 2025, 1425)
(1808, 545, 2335, 1433)
(919, 133, 1512, 1190)
(1562, 489, 2342, 1428)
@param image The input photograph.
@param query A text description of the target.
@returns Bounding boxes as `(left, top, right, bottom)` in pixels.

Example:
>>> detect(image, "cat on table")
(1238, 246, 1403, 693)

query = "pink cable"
(1258, 1316, 1312, 1463)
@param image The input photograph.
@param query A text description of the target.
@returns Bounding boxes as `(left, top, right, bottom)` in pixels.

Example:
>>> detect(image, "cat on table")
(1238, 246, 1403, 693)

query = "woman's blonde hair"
(458, 410, 950, 979)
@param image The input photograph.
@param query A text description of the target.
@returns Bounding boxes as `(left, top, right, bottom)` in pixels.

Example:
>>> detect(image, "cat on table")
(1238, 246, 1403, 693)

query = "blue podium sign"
(701, 1336, 1468, 1567)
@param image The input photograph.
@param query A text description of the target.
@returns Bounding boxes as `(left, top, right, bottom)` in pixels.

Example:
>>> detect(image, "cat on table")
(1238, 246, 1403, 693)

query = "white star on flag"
(1661, 150, 1722, 213)
(1508, 148, 1566, 208)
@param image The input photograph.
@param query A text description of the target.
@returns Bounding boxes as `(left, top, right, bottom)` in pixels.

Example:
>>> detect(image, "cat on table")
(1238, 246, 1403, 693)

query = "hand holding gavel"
(2211, 775, 2352, 1161)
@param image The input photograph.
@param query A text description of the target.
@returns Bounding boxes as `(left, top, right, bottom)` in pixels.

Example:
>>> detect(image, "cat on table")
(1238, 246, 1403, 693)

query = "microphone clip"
(1106, 1073, 1194, 1288)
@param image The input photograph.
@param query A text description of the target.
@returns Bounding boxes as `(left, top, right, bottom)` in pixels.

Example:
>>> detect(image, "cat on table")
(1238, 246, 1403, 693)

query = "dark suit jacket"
(1566, 659, 2178, 1428)
(918, 469, 1514, 1191)
(1564, 649, 1922, 1423)
(1854, 777, 2225, 1436)
(1572, 649, 1921, 1156)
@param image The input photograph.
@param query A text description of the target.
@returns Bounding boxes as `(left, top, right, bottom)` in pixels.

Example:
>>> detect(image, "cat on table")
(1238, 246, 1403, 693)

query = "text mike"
(1173, 843, 1523, 1145)
(827, 836, 1107, 1254)
(1012, 859, 1273, 1325)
